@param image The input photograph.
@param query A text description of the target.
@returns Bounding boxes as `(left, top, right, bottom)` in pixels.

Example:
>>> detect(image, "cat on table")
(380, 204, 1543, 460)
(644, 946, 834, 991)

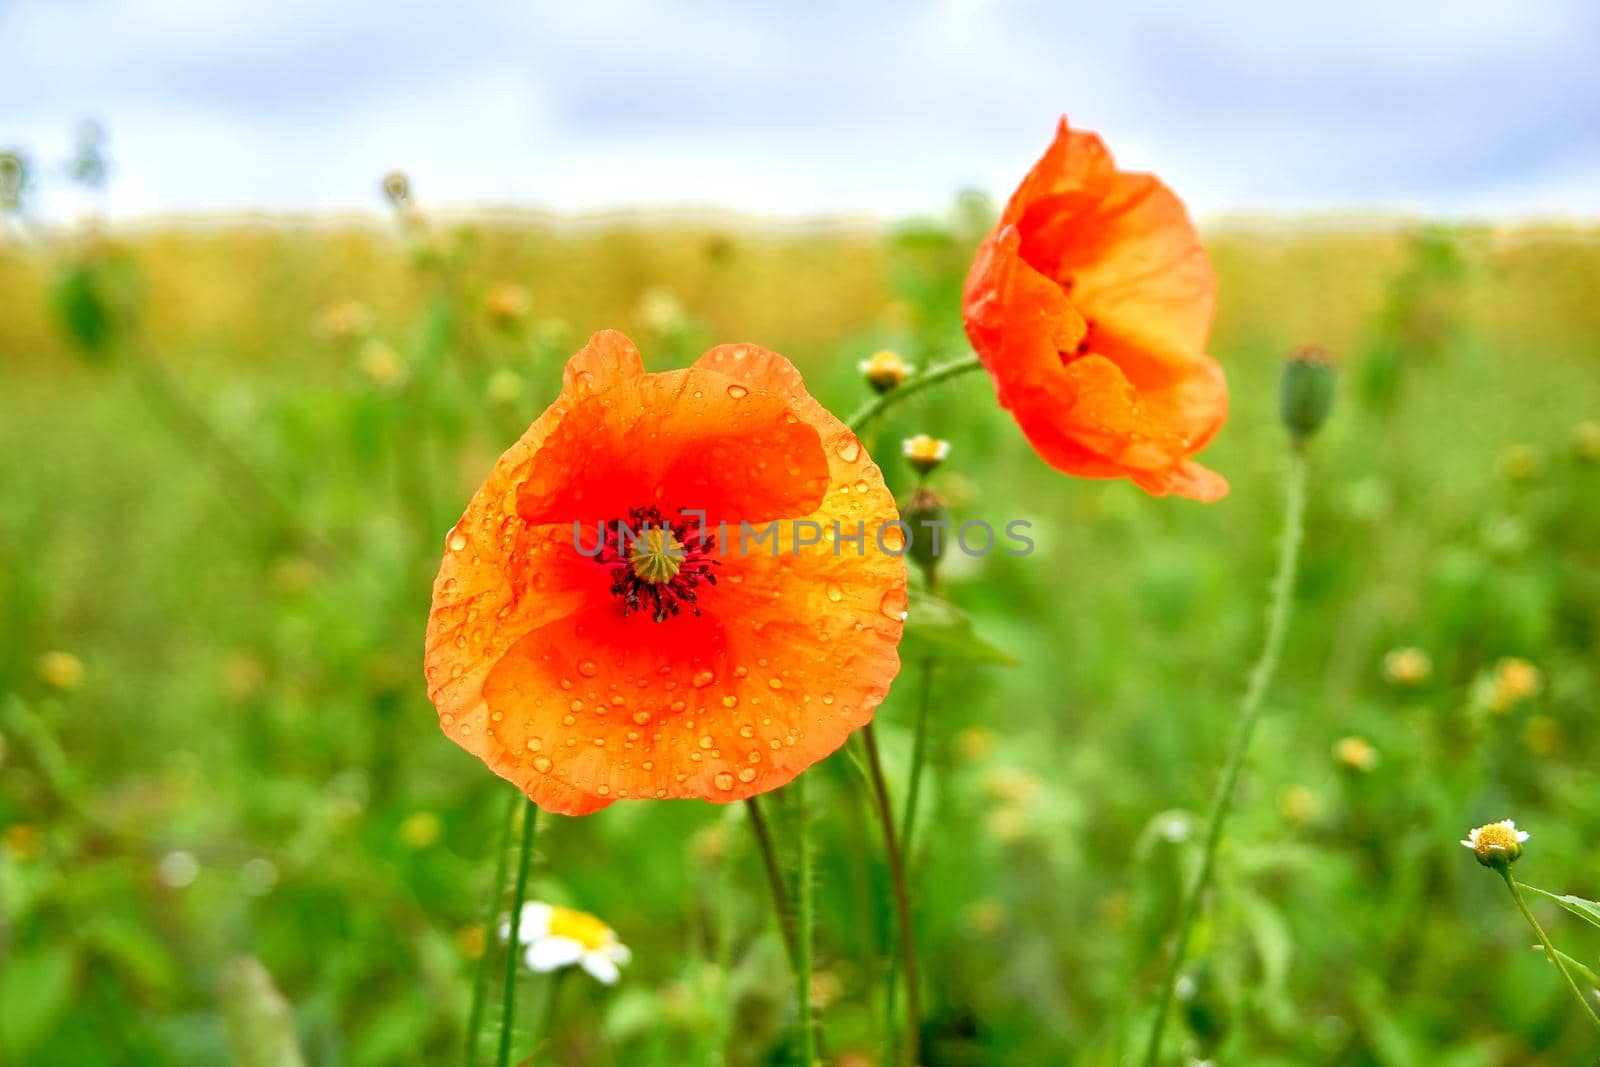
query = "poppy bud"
(858, 350, 912, 393)
(381, 170, 411, 208)
(0, 150, 26, 212)
(1279, 346, 1336, 442)
(903, 485, 951, 584)
(1176, 961, 1230, 1057)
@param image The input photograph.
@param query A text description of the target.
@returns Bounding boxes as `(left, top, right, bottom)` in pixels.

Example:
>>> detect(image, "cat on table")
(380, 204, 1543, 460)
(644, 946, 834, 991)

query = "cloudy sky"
(3, 0, 1597, 222)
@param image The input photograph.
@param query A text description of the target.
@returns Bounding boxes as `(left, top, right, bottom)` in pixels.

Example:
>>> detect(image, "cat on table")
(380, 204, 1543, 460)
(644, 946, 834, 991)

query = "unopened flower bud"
(1280, 346, 1336, 442)
(902, 434, 950, 476)
(859, 350, 912, 393)
(902, 485, 951, 583)
(381, 170, 411, 207)
(1461, 819, 1528, 869)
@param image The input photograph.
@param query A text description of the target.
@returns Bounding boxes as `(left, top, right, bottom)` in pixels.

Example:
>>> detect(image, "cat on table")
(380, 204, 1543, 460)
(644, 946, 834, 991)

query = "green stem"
(466, 791, 519, 1066)
(846, 355, 983, 432)
(861, 722, 921, 1067)
(1140, 446, 1310, 1066)
(899, 661, 935, 858)
(497, 800, 540, 1067)
(794, 775, 817, 1067)
(1501, 872, 1600, 1033)
(534, 969, 568, 1063)
(745, 796, 801, 968)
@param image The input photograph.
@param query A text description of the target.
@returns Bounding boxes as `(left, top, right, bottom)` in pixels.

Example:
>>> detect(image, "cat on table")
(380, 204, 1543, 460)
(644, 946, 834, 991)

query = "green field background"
(2, 209, 1598, 1065)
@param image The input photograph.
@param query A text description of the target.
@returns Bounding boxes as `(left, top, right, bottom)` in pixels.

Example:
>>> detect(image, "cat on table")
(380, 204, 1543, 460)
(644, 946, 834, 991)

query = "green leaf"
(1524, 886, 1600, 931)
(1538, 946, 1600, 989)
(0, 945, 77, 1056)
(902, 591, 1018, 667)
(218, 957, 307, 1067)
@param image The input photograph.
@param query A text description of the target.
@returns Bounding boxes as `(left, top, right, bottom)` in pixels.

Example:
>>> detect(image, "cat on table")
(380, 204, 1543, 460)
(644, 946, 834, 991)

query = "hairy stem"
(899, 661, 936, 859)
(465, 791, 518, 1066)
(497, 801, 539, 1067)
(1141, 446, 1309, 1066)
(745, 796, 800, 968)
(794, 775, 818, 1067)
(846, 355, 983, 432)
(861, 722, 921, 1067)
(1502, 872, 1600, 1033)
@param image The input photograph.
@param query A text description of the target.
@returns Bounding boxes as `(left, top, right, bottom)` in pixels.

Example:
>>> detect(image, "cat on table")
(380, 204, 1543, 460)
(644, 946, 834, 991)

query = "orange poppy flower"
(425, 331, 907, 815)
(962, 118, 1228, 501)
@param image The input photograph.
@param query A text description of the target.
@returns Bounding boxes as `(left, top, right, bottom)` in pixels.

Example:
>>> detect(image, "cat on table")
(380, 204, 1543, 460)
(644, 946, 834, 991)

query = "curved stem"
(794, 775, 818, 1067)
(1502, 872, 1600, 1032)
(466, 791, 519, 1066)
(745, 796, 800, 968)
(1141, 447, 1309, 1066)
(899, 661, 936, 858)
(497, 801, 540, 1067)
(861, 722, 921, 1067)
(847, 355, 983, 432)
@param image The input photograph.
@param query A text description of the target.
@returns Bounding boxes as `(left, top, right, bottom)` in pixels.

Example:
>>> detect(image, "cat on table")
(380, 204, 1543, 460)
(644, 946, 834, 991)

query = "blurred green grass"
(1, 209, 1599, 1065)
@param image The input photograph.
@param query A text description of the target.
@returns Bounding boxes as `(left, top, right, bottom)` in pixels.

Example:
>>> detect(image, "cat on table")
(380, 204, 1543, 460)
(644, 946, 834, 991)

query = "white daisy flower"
(1461, 819, 1529, 869)
(502, 902, 631, 985)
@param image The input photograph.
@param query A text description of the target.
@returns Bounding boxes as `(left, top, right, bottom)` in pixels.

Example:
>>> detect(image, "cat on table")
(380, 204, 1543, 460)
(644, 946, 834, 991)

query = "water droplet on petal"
(447, 528, 468, 552)
(835, 437, 861, 462)
(714, 772, 735, 791)
(738, 767, 758, 783)
(825, 581, 843, 603)
(726, 384, 749, 399)
(692, 670, 715, 688)
(533, 756, 553, 773)
(879, 588, 908, 620)
(577, 659, 599, 677)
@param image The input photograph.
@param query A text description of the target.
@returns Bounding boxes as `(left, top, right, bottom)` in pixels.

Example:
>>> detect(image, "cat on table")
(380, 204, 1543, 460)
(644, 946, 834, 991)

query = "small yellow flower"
(505, 903, 631, 984)
(316, 300, 374, 344)
(965, 897, 1005, 935)
(859, 349, 913, 393)
(3, 823, 39, 860)
(1279, 785, 1320, 825)
(1574, 420, 1600, 463)
(484, 282, 531, 324)
(1332, 736, 1379, 773)
(1461, 819, 1528, 868)
(38, 651, 85, 691)
(902, 434, 951, 475)
(359, 339, 408, 388)
(1522, 714, 1561, 756)
(1488, 657, 1541, 713)
(455, 923, 487, 961)
(399, 811, 442, 849)
(1498, 444, 1542, 482)
(1381, 646, 1432, 687)
(955, 726, 996, 762)
(636, 286, 686, 332)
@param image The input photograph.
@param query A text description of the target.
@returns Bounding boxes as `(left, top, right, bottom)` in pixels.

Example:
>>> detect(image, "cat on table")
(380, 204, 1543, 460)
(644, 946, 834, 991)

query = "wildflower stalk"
(1500, 872, 1600, 1032)
(744, 796, 801, 967)
(1141, 445, 1309, 1066)
(465, 790, 518, 1067)
(794, 773, 818, 1067)
(860, 722, 921, 1067)
(899, 661, 935, 858)
(497, 800, 540, 1067)
(847, 354, 982, 431)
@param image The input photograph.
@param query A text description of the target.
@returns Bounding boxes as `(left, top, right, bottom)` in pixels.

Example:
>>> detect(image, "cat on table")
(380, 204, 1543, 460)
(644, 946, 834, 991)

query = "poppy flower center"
(597, 505, 719, 622)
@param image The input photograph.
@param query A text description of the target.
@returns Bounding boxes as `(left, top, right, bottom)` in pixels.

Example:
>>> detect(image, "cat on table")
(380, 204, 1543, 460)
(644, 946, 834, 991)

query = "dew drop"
(447, 527, 468, 552)
(633, 710, 652, 725)
(879, 588, 908, 620)
(577, 659, 600, 678)
(722, 695, 739, 708)
(768, 677, 783, 690)
(526, 737, 542, 752)
(691, 670, 715, 688)
(699, 735, 715, 749)
(726, 384, 749, 399)
(835, 437, 861, 462)
(825, 581, 843, 603)
(714, 772, 735, 791)
(738, 767, 758, 783)
(533, 756, 553, 773)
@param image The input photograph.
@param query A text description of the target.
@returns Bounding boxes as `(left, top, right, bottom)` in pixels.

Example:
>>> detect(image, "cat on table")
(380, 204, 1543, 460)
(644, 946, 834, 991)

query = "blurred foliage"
(1, 203, 1599, 1066)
